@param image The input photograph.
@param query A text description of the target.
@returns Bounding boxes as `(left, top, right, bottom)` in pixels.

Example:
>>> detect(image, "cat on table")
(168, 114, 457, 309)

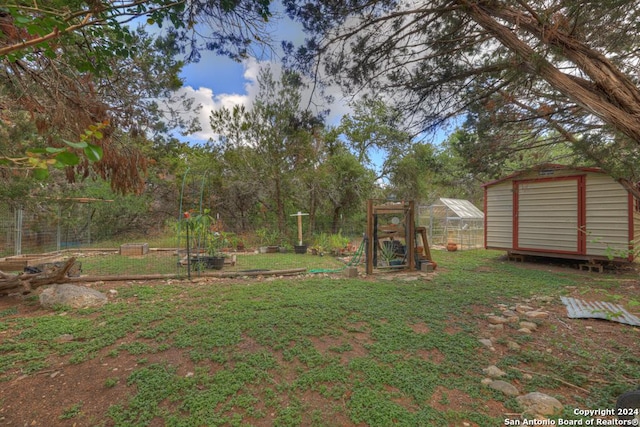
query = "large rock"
(483, 365, 507, 378)
(40, 284, 107, 309)
(488, 380, 519, 397)
(487, 315, 509, 324)
(519, 321, 538, 331)
(516, 392, 564, 417)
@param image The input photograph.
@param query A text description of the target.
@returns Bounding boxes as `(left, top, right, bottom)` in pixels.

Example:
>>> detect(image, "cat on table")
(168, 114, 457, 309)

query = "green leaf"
(62, 139, 88, 149)
(55, 151, 80, 166)
(27, 148, 47, 154)
(84, 144, 103, 162)
(32, 168, 49, 180)
(27, 24, 43, 35)
(76, 62, 91, 72)
(45, 147, 66, 153)
(14, 16, 31, 25)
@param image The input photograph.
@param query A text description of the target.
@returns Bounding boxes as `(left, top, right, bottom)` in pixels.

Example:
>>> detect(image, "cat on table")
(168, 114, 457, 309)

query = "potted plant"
(184, 209, 227, 270)
(266, 230, 280, 253)
(181, 209, 223, 272)
(204, 231, 226, 270)
(255, 228, 280, 253)
(279, 241, 293, 253)
(256, 228, 269, 253)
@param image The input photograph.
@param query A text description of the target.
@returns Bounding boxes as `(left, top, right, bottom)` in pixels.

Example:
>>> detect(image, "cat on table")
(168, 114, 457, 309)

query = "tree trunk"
(331, 205, 342, 234)
(275, 176, 285, 235)
(308, 183, 317, 238)
(465, 1, 640, 144)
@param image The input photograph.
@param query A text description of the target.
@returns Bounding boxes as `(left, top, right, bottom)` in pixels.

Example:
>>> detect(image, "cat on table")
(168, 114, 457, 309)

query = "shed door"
(514, 176, 585, 254)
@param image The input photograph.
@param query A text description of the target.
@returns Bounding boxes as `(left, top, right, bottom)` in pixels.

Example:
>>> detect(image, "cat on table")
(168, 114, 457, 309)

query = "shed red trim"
(483, 186, 488, 249)
(482, 164, 604, 188)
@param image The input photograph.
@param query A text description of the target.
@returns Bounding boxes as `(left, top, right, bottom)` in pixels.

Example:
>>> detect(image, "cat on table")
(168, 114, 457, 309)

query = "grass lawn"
(0, 249, 638, 426)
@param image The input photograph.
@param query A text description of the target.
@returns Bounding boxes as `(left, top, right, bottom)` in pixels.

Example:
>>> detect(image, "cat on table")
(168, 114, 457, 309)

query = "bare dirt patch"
(416, 348, 446, 364)
(408, 322, 430, 334)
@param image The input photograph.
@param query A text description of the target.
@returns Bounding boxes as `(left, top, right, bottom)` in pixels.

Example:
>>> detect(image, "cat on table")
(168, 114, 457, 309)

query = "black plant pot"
(294, 245, 307, 254)
(191, 256, 225, 270)
(207, 256, 225, 270)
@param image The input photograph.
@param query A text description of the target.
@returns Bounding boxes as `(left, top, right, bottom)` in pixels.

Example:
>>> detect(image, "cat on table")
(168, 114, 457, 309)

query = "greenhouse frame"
(419, 198, 484, 250)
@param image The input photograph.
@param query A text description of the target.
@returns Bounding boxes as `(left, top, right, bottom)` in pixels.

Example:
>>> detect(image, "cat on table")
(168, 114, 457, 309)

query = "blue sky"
(177, 56, 354, 143)
(172, 9, 354, 143)
(171, 7, 453, 151)
(181, 56, 247, 94)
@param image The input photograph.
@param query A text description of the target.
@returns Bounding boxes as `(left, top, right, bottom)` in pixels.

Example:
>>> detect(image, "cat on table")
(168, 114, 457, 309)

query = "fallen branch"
(0, 257, 77, 295)
(66, 268, 308, 283)
(513, 367, 589, 393)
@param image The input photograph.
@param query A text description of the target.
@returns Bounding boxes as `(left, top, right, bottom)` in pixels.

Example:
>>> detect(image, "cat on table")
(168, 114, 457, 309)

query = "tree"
(0, 24, 194, 194)
(1, 0, 276, 193)
(319, 144, 375, 233)
(447, 123, 580, 180)
(285, 1, 640, 187)
(387, 143, 441, 203)
(206, 143, 263, 233)
(1, 0, 273, 65)
(210, 68, 322, 234)
(337, 97, 413, 181)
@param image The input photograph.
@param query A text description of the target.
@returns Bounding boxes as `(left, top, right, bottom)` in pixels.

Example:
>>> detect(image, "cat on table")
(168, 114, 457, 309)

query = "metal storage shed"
(419, 198, 484, 250)
(483, 164, 640, 262)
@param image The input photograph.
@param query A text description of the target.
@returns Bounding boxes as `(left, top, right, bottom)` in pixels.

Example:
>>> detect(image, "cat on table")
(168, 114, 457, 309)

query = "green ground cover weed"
(1, 249, 637, 426)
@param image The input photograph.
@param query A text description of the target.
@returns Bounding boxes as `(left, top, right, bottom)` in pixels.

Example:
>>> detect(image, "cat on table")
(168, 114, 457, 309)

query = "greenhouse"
(419, 198, 484, 250)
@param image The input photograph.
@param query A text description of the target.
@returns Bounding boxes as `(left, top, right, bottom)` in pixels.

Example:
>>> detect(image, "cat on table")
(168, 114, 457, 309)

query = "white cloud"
(175, 58, 355, 143)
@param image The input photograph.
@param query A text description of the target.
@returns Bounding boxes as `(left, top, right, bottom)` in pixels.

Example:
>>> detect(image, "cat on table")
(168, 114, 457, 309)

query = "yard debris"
(560, 297, 640, 326)
(0, 257, 79, 295)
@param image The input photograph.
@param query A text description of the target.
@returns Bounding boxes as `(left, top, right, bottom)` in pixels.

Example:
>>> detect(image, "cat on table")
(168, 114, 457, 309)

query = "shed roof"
(434, 198, 484, 219)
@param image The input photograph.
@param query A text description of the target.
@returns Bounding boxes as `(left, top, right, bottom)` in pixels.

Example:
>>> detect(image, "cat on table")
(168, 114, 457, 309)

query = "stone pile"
(477, 297, 565, 420)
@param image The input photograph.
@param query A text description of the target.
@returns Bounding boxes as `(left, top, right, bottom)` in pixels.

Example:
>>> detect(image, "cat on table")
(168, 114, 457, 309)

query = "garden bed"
(0, 252, 65, 272)
(66, 249, 349, 278)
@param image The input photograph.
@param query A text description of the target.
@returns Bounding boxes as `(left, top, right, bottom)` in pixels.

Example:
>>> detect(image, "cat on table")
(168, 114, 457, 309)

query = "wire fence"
(0, 202, 366, 281)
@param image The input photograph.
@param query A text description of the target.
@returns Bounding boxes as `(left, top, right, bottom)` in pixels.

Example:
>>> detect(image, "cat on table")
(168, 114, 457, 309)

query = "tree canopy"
(1, 0, 273, 65)
(284, 0, 640, 184)
(0, 25, 190, 194)
(0, 0, 277, 194)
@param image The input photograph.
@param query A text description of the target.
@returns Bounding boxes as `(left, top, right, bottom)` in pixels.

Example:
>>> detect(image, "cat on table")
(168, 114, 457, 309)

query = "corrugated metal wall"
(516, 179, 578, 252)
(585, 174, 629, 256)
(485, 181, 512, 249)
